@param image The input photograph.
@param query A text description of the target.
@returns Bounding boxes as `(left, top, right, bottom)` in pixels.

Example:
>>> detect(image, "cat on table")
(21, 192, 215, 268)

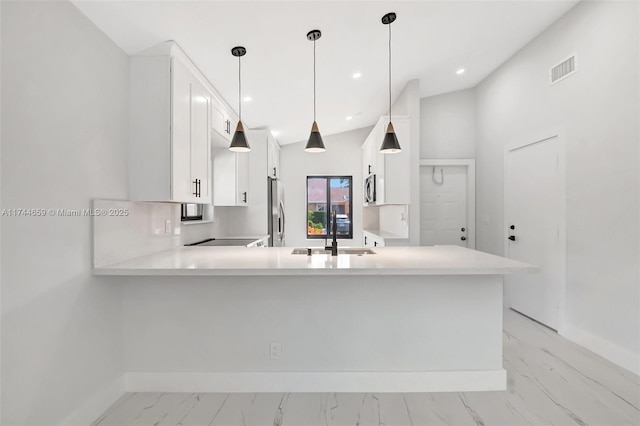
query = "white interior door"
(505, 135, 565, 331)
(420, 165, 469, 247)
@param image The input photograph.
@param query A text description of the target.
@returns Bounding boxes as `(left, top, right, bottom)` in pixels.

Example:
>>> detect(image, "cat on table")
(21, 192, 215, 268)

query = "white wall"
(1, 2, 128, 424)
(420, 89, 476, 159)
(475, 1, 639, 373)
(280, 127, 371, 248)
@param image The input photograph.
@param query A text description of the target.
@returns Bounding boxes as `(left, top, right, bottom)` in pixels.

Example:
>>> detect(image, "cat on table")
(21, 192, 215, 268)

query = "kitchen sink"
(291, 248, 376, 255)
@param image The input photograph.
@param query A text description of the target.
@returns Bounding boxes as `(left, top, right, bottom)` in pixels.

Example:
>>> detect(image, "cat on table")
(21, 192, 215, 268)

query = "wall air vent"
(550, 54, 577, 84)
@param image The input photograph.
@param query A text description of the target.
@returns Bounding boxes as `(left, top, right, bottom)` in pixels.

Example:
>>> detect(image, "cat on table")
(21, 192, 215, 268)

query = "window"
(181, 203, 203, 221)
(306, 176, 353, 239)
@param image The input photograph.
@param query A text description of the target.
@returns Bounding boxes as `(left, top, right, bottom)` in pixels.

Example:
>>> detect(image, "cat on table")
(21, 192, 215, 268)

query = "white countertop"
(93, 245, 536, 276)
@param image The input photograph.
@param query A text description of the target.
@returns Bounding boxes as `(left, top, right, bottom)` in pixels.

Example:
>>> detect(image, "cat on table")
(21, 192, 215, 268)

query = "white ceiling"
(73, 1, 578, 145)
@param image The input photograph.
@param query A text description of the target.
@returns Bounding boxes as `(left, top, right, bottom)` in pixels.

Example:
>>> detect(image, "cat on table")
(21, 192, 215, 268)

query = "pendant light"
(380, 12, 401, 154)
(305, 29, 325, 153)
(229, 46, 250, 152)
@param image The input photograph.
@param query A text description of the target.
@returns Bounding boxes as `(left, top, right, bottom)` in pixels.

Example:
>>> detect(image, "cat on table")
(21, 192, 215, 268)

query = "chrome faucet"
(325, 210, 338, 256)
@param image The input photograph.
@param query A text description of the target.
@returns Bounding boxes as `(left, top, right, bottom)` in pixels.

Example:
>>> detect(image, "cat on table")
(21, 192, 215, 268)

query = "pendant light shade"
(306, 121, 325, 153)
(305, 29, 325, 153)
(229, 46, 251, 152)
(380, 12, 401, 154)
(229, 121, 250, 152)
(381, 122, 401, 153)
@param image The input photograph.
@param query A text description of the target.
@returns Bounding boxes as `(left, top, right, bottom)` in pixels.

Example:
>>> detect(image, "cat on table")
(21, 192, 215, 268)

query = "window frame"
(181, 203, 203, 222)
(306, 175, 353, 240)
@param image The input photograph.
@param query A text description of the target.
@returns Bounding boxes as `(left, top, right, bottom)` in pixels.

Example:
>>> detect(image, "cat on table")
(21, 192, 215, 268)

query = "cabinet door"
(211, 99, 231, 141)
(213, 149, 236, 206)
(236, 152, 249, 206)
(379, 117, 410, 205)
(190, 78, 211, 203)
(213, 149, 249, 207)
(267, 135, 280, 178)
(171, 58, 197, 202)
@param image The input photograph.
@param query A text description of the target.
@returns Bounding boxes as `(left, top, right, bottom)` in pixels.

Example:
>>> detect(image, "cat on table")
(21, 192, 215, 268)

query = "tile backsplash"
(379, 204, 409, 237)
(93, 199, 181, 267)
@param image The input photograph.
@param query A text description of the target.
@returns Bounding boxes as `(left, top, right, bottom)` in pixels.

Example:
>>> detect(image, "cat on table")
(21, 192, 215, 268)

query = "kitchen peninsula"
(94, 245, 534, 393)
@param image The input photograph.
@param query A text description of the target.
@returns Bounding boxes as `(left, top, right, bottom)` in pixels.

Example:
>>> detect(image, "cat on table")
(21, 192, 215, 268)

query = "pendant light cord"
(313, 38, 317, 122)
(388, 21, 392, 122)
(238, 55, 242, 121)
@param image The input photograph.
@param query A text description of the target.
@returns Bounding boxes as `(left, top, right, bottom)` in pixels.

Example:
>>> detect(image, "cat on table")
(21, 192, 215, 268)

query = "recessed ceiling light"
(346, 116, 353, 120)
(243, 96, 252, 102)
(352, 72, 362, 79)
(456, 68, 466, 75)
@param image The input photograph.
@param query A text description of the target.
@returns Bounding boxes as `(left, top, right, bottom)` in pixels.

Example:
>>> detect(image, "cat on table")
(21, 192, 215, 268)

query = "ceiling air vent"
(550, 54, 577, 84)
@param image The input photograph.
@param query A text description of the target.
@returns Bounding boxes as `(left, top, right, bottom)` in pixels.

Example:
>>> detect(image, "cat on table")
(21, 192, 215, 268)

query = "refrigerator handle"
(279, 200, 285, 241)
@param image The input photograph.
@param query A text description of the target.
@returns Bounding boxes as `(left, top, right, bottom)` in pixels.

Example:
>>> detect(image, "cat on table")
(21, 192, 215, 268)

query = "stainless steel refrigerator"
(267, 177, 285, 247)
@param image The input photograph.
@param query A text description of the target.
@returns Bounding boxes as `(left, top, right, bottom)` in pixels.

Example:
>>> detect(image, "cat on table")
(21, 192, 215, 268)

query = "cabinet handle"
(374, 241, 378, 247)
(461, 236, 466, 241)
(364, 236, 368, 245)
(273, 167, 277, 177)
(508, 235, 516, 241)
(242, 191, 247, 203)
(368, 165, 372, 174)
(461, 227, 466, 232)
(192, 179, 198, 197)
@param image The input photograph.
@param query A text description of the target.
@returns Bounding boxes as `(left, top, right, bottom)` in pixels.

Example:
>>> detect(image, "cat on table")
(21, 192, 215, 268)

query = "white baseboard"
(561, 325, 640, 375)
(125, 370, 506, 393)
(58, 375, 125, 426)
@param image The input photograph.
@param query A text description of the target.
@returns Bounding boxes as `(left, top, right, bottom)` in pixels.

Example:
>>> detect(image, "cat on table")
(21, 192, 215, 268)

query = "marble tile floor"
(92, 309, 640, 426)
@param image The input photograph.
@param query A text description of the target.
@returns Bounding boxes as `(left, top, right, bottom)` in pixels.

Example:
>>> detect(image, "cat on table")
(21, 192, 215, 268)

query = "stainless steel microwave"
(364, 174, 376, 204)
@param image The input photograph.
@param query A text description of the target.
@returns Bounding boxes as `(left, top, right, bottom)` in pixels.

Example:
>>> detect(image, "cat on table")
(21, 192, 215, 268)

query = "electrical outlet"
(270, 342, 282, 360)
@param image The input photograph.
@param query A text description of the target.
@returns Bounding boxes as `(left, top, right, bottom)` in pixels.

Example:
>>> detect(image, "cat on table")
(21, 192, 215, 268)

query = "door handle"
(508, 235, 516, 241)
(279, 201, 285, 240)
(461, 236, 466, 241)
(510, 225, 515, 230)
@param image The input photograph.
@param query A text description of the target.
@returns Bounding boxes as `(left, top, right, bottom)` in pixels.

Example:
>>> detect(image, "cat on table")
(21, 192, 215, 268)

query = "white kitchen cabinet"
(211, 96, 235, 142)
(213, 149, 249, 207)
(361, 115, 410, 205)
(363, 229, 410, 248)
(363, 230, 386, 248)
(129, 43, 211, 203)
(267, 133, 281, 178)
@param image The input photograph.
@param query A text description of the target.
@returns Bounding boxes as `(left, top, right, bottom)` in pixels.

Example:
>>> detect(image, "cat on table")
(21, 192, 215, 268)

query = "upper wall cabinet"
(267, 132, 281, 179)
(211, 96, 237, 142)
(212, 149, 249, 207)
(129, 42, 212, 203)
(362, 115, 410, 205)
